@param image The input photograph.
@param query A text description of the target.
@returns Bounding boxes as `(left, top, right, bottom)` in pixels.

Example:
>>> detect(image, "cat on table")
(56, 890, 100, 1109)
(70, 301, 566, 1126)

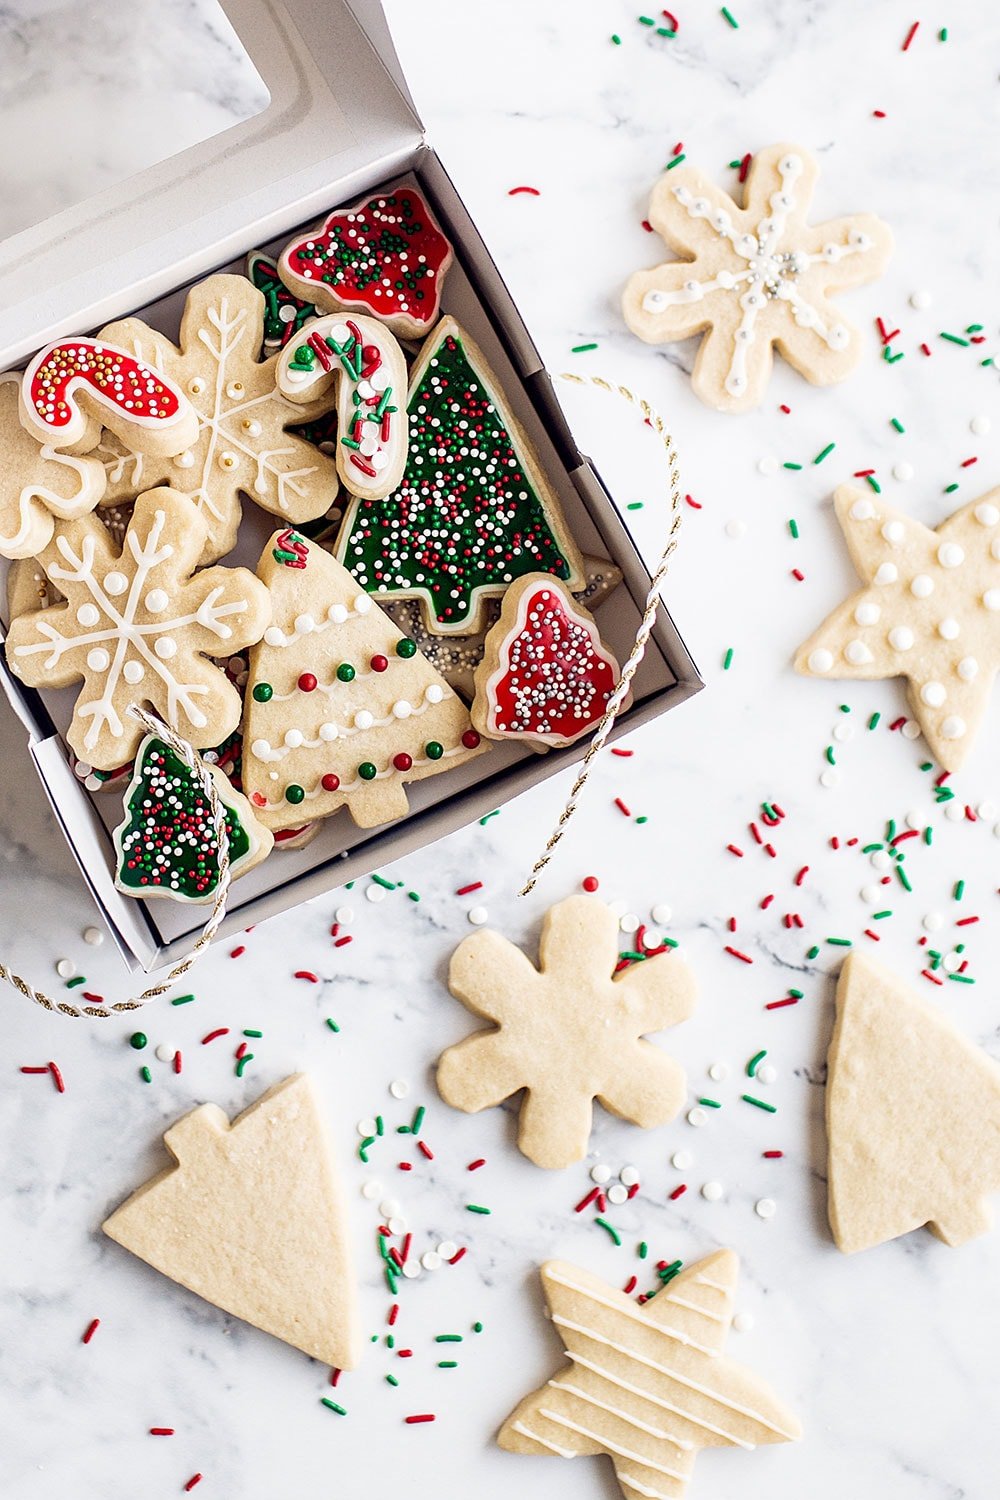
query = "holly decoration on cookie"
(247, 250, 318, 352)
(473, 575, 621, 747)
(242, 530, 486, 832)
(278, 189, 452, 339)
(336, 317, 585, 634)
(113, 735, 272, 903)
(21, 338, 198, 455)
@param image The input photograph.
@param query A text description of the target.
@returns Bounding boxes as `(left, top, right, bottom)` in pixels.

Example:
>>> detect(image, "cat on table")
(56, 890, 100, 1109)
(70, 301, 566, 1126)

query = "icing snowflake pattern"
(623, 144, 892, 412)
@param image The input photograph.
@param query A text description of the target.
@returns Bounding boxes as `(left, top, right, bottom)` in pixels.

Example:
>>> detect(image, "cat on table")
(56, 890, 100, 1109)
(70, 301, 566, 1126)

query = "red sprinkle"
(294, 970, 320, 982)
(467, 1158, 486, 1171)
(726, 844, 744, 858)
(672, 141, 684, 156)
(791, 568, 805, 582)
(405, 1414, 436, 1424)
(417, 1140, 434, 1160)
(82, 992, 104, 1005)
(611, 747, 634, 757)
(201, 1028, 230, 1045)
(388, 1303, 399, 1326)
(727, 916, 737, 933)
(184, 1477, 203, 1493)
(235, 1041, 248, 1061)
(448, 1247, 467, 1265)
(760, 894, 775, 909)
(49, 1061, 65, 1094)
(921, 969, 944, 986)
(890, 829, 920, 846)
(864, 929, 881, 941)
(508, 185, 540, 196)
(627, 1181, 641, 1200)
(764, 843, 777, 859)
(623, 1274, 638, 1295)
(762, 1150, 784, 1159)
(456, 881, 483, 896)
(725, 945, 753, 964)
(920, 342, 932, 357)
(956, 916, 980, 927)
(738, 151, 752, 183)
(173, 1051, 182, 1076)
(82, 1318, 100, 1345)
(779, 404, 791, 414)
(765, 996, 799, 1010)
(575, 1186, 601, 1213)
(149, 1428, 175, 1437)
(20, 1065, 49, 1075)
(669, 1184, 688, 1201)
(662, 9, 680, 29)
(397, 1348, 413, 1358)
(614, 797, 632, 817)
(230, 945, 246, 959)
(960, 456, 978, 468)
(684, 493, 702, 509)
(582, 876, 600, 892)
(641, 219, 654, 233)
(794, 865, 809, 887)
(854, 469, 876, 478)
(901, 19, 919, 50)
(334, 935, 353, 948)
(872, 109, 886, 118)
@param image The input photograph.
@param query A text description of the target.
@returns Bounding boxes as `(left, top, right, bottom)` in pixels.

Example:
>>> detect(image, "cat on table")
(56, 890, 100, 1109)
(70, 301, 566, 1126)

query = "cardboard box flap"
(0, 0, 423, 364)
(342, 0, 419, 114)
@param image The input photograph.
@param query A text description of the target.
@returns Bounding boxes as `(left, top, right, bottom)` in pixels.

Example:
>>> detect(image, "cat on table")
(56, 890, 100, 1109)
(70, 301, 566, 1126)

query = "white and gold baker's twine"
(518, 372, 684, 896)
(0, 705, 232, 1019)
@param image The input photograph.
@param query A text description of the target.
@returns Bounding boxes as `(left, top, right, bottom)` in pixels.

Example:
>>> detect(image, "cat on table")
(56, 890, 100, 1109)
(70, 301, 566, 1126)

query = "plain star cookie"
(96, 275, 342, 562)
(795, 483, 1000, 770)
(103, 1075, 359, 1369)
(5, 488, 271, 770)
(498, 1251, 802, 1500)
(436, 895, 696, 1169)
(826, 951, 1000, 1254)
(622, 143, 892, 412)
(0, 376, 106, 559)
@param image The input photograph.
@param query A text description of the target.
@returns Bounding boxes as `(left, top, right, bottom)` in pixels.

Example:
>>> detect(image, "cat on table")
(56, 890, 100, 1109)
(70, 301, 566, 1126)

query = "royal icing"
(0, 376, 107, 560)
(278, 190, 451, 334)
(22, 338, 195, 453)
(337, 318, 583, 633)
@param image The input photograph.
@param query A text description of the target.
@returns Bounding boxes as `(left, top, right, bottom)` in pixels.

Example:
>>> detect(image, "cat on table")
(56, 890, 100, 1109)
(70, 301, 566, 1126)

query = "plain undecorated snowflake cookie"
(623, 143, 892, 412)
(436, 895, 697, 1168)
(795, 483, 1000, 770)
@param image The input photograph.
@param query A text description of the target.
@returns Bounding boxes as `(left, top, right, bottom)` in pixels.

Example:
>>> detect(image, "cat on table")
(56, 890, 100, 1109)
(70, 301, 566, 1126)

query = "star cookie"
(796, 484, 1000, 770)
(623, 143, 892, 412)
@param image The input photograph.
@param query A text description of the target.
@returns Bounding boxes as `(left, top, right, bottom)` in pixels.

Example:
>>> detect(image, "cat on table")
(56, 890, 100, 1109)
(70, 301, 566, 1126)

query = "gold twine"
(0, 705, 232, 1018)
(518, 372, 684, 896)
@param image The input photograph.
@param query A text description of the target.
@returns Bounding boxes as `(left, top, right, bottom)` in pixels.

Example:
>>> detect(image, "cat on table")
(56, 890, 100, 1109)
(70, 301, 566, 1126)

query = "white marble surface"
(2, 2, 1000, 1496)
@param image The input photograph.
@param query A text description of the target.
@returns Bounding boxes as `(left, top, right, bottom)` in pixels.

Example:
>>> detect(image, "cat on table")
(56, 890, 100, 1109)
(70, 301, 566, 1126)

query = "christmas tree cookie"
(499, 1252, 801, 1499)
(278, 188, 452, 339)
(242, 529, 487, 831)
(336, 316, 585, 634)
(103, 1075, 360, 1370)
(472, 574, 622, 748)
(112, 734, 273, 903)
(827, 950, 1000, 1253)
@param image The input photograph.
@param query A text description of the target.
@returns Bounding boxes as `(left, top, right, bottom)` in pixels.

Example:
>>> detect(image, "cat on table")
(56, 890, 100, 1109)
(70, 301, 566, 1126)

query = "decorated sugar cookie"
(0, 377, 106, 559)
(337, 317, 585, 633)
(278, 188, 452, 339)
(827, 951, 1000, 1253)
(436, 895, 696, 1169)
(5, 488, 271, 771)
(20, 337, 198, 455)
(623, 144, 892, 412)
(472, 574, 621, 748)
(498, 1252, 802, 1499)
(96, 275, 342, 562)
(246, 250, 318, 352)
(112, 735, 273, 903)
(795, 484, 1000, 770)
(103, 1075, 360, 1370)
(242, 529, 487, 832)
(275, 314, 408, 499)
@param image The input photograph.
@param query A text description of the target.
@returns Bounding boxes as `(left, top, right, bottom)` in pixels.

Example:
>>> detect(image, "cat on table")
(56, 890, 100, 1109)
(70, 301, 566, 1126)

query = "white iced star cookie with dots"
(623, 144, 892, 412)
(796, 484, 1000, 770)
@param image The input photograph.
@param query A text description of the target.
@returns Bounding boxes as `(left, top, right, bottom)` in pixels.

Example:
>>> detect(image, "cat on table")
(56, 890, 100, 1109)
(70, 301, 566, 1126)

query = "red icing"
(488, 586, 618, 746)
(27, 339, 183, 433)
(282, 191, 450, 330)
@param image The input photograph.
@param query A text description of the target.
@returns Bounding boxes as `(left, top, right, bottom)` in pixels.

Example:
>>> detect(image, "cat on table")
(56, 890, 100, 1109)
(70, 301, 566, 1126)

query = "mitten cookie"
(5, 488, 271, 770)
(436, 895, 696, 1169)
(795, 484, 1000, 771)
(0, 377, 106, 559)
(103, 1075, 359, 1370)
(113, 734, 273, 903)
(337, 317, 585, 633)
(623, 143, 892, 413)
(242, 529, 486, 831)
(472, 574, 622, 748)
(96, 275, 342, 561)
(827, 950, 1000, 1253)
(498, 1252, 801, 1500)
(278, 188, 452, 339)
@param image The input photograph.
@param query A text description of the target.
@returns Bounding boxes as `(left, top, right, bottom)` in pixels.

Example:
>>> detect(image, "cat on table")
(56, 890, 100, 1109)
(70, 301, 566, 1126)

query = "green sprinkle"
(924, 827, 933, 845)
(890, 417, 905, 433)
(407, 890, 421, 902)
(721, 5, 739, 26)
(635, 816, 649, 825)
(940, 331, 971, 347)
(396, 1124, 411, 1135)
(788, 518, 799, 538)
(953, 879, 965, 901)
(728, 159, 742, 169)
(862, 843, 883, 854)
(595, 1217, 622, 1246)
(638, 1241, 648, 1260)
(466, 1204, 491, 1215)
(140, 1066, 152, 1084)
(826, 937, 852, 947)
(865, 474, 882, 493)
(882, 347, 905, 364)
(825, 746, 836, 766)
(868, 712, 881, 730)
(897, 865, 913, 892)
(783, 461, 803, 470)
(949, 973, 975, 984)
(473, 1321, 484, 1333)
(385, 1266, 398, 1294)
(65, 975, 86, 989)
(412, 1105, 426, 1134)
(806, 944, 820, 960)
(386, 1373, 400, 1387)
(170, 993, 196, 1005)
(371, 873, 395, 890)
(638, 13, 655, 24)
(572, 342, 598, 352)
(320, 1398, 347, 1415)
(479, 810, 500, 825)
(789, 988, 804, 999)
(813, 442, 836, 465)
(611, 32, 622, 43)
(386, 1334, 395, 1349)
(235, 1053, 253, 1077)
(325, 1018, 340, 1033)
(944, 482, 960, 494)
(742, 1093, 777, 1113)
(939, 25, 948, 39)
(437, 1360, 458, 1369)
(375, 1115, 384, 1136)
(658, 1259, 683, 1283)
(656, 25, 676, 36)
(358, 1135, 376, 1162)
(698, 1097, 723, 1109)
(966, 324, 984, 334)
(243, 1029, 263, 1038)
(920, 761, 934, 771)
(435, 1334, 463, 1343)
(873, 910, 893, 920)
(723, 647, 734, 671)
(666, 154, 686, 170)
(746, 1049, 767, 1078)
(130, 1032, 147, 1050)
(626, 502, 645, 512)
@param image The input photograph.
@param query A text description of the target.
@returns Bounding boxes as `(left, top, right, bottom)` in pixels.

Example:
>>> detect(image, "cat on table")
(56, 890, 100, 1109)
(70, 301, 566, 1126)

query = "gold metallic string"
(518, 372, 684, 897)
(0, 705, 232, 1018)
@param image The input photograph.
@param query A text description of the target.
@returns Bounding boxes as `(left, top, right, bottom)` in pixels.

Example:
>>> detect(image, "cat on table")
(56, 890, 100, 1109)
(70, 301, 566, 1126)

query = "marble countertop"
(2, 2, 999, 1496)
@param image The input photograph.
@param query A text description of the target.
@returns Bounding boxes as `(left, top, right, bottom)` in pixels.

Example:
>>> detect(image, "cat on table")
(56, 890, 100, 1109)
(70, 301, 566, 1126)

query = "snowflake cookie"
(436, 895, 697, 1169)
(623, 144, 892, 412)
(498, 1252, 801, 1500)
(0, 376, 106, 559)
(795, 484, 1000, 770)
(95, 275, 342, 562)
(5, 488, 271, 770)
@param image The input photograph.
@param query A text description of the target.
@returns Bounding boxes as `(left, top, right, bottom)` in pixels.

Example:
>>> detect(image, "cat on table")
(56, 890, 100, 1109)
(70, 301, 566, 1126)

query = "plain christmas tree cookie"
(103, 1075, 359, 1369)
(437, 895, 696, 1169)
(826, 950, 1000, 1253)
(623, 143, 892, 412)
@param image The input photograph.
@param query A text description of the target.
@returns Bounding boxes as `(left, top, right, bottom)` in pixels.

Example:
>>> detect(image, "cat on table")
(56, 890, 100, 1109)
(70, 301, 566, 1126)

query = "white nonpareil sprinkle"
(389, 1079, 409, 1100)
(606, 1183, 629, 1205)
(708, 1062, 729, 1082)
(358, 1117, 378, 1137)
(671, 1150, 692, 1171)
(154, 1043, 176, 1063)
(651, 903, 672, 926)
(619, 1164, 641, 1187)
(591, 1163, 612, 1185)
(732, 1311, 755, 1333)
(467, 905, 489, 925)
(687, 1107, 708, 1128)
(83, 926, 104, 946)
(366, 883, 387, 903)
(701, 1181, 724, 1202)
(755, 1198, 777, 1219)
(55, 958, 75, 979)
(361, 1180, 382, 1200)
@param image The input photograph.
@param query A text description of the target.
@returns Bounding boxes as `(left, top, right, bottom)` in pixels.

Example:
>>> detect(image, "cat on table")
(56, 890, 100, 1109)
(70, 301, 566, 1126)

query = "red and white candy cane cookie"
(277, 188, 452, 340)
(472, 575, 623, 749)
(275, 315, 408, 500)
(20, 338, 198, 457)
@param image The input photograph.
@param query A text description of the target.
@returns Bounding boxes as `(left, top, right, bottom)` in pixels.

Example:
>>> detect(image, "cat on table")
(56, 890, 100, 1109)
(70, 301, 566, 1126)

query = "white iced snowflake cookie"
(796, 483, 1000, 771)
(623, 144, 892, 413)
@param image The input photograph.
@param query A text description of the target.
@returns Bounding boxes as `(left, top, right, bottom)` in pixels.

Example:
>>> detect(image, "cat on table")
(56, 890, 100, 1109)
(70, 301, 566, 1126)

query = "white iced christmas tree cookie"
(796, 484, 1000, 770)
(623, 143, 892, 412)
(827, 951, 1000, 1253)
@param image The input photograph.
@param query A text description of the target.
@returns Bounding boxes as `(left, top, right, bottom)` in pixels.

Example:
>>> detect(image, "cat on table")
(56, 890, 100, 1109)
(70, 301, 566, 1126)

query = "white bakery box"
(0, 0, 702, 973)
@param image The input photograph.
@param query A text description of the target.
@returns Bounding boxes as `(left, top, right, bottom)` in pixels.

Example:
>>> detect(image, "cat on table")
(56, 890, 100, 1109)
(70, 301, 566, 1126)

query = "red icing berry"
(321, 773, 341, 792)
(298, 673, 318, 692)
(370, 654, 389, 673)
(461, 729, 481, 749)
(392, 752, 413, 772)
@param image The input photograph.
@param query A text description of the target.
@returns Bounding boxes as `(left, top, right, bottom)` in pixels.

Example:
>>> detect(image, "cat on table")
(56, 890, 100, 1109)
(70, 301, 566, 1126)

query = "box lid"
(0, 0, 423, 365)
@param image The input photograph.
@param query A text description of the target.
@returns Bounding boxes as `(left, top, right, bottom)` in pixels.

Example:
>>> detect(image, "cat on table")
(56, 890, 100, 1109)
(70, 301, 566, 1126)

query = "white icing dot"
(881, 521, 905, 545)
(708, 1062, 729, 1082)
(328, 603, 348, 624)
(922, 911, 944, 933)
(354, 709, 375, 730)
(970, 415, 991, 437)
(940, 715, 967, 739)
(263, 628, 284, 647)
(155, 1043, 176, 1063)
(755, 1198, 776, 1219)
(844, 640, 874, 665)
(76, 604, 99, 626)
(651, 903, 672, 925)
(850, 498, 875, 521)
(874, 563, 898, 585)
(687, 1107, 708, 1128)
(671, 1151, 692, 1171)
(910, 574, 934, 599)
(937, 618, 960, 640)
(607, 1183, 629, 1205)
(354, 594, 372, 614)
(425, 685, 444, 705)
(145, 588, 169, 613)
(893, 462, 914, 483)
(909, 289, 932, 310)
(956, 657, 978, 681)
(920, 681, 946, 707)
(888, 626, 914, 651)
(732, 1312, 755, 1334)
(103, 571, 128, 596)
(468, 905, 489, 925)
(86, 647, 110, 671)
(392, 700, 411, 719)
(154, 637, 177, 659)
(854, 603, 880, 625)
(619, 1165, 641, 1187)
(283, 729, 304, 749)
(808, 648, 833, 673)
(701, 1181, 724, 1202)
(174, 449, 195, 469)
(123, 661, 144, 685)
(591, 1163, 612, 1185)
(389, 1079, 409, 1100)
(983, 588, 1000, 610)
(975, 500, 999, 525)
(55, 957, 75, 978)
(937, 542, 965, 568)
(294, 613, 315, 634)
(83, 926, 104, 946)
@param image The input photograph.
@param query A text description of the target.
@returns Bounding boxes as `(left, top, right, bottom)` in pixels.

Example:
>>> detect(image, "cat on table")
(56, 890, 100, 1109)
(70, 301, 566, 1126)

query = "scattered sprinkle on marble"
(725, 519, 747, 539)
(701, 1180, 724, 1201)
(708, 1061, 729, 1082)
(389, 1079, 410, 1100)
(732, 1311, 755, 1333)
(687, 1107, 708, 1128)
(591, 1163, 612, 1184)
(651, 903, 672, 925)
(467, 905, 489, 925)
(82, 926, 104, 946)
(755, 1197, 777, 1219)
(366, 884, 387, 904)
(671, 1151, 692, 1170)
(154, 1043, 176, 1063)
(55, 958, 75, 979)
